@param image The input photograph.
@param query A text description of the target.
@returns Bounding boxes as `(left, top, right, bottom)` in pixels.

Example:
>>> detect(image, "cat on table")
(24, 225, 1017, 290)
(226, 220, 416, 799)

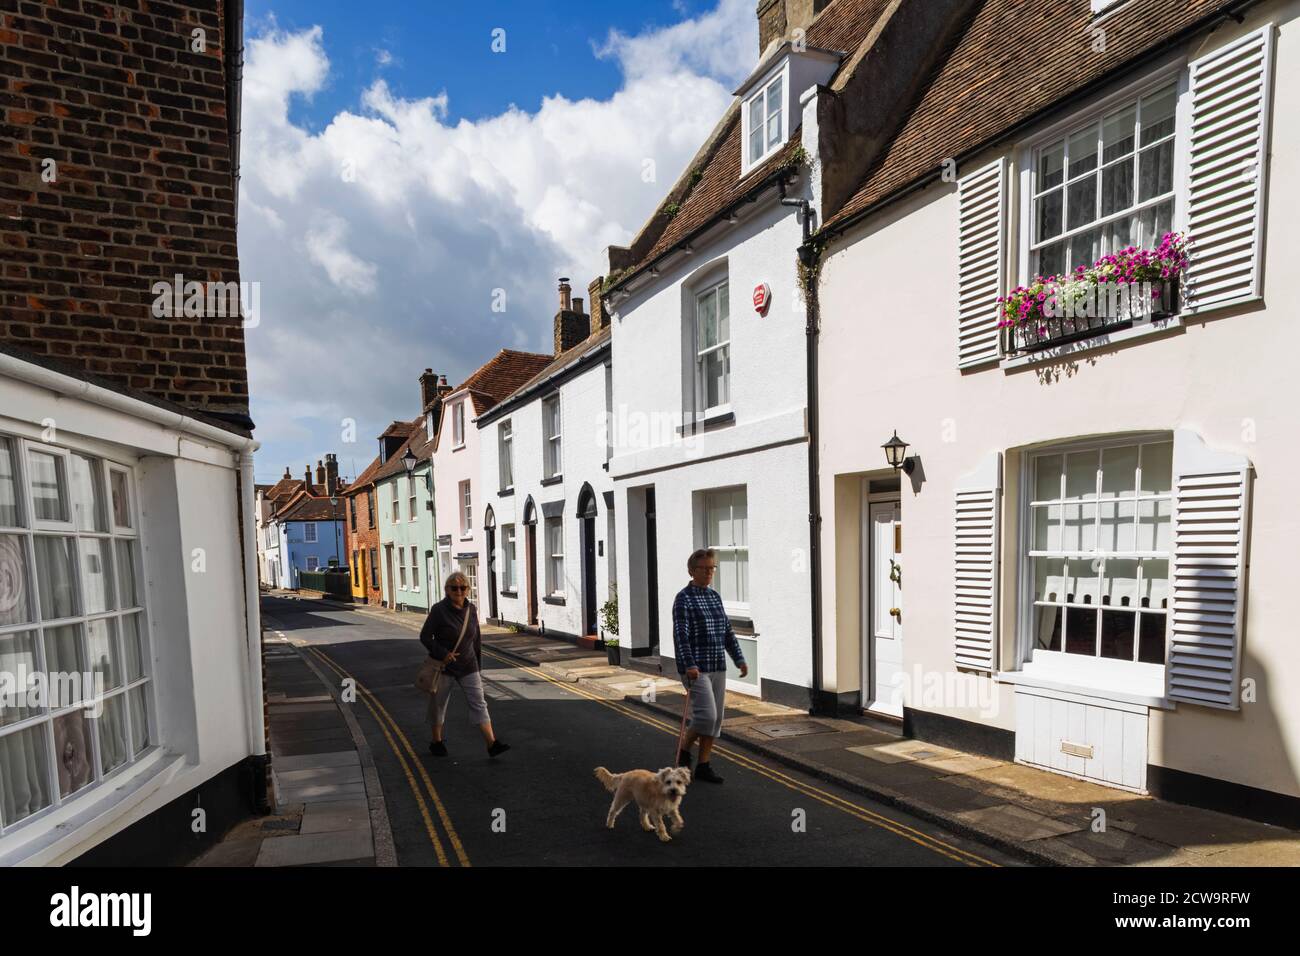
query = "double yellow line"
(304, 646, 471, 867)
(481, 648, 998, 867)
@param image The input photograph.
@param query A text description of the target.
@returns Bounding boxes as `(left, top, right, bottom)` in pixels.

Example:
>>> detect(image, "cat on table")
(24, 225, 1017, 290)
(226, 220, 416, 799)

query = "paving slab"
(1051, 825, 1184, 865)
(274, 750, 361, 773)
(300, 798, 372, 835)
(191, 836, 265, 867)
(276, 763, 365, 787)
(955, 804, 1086, 842)
(277, 781, 368, 804)
(255, 829, 374, 867)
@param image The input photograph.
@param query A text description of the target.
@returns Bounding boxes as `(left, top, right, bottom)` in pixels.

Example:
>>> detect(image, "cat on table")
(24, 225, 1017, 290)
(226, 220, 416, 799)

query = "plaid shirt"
(672, 584, 745, 675)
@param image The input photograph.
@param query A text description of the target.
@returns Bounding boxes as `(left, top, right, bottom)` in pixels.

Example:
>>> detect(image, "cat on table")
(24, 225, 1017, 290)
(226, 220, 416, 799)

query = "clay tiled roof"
(824, 0, 1244, 230)
(480, 326, 612, 424)
(343, 454, 384, 496)
(371, 418, 432, 485)
(609, 0, 894, 287)
(380, 420, 412, 439)
(456, 349, 553, 416)
(265, 476, 307, 502)
(277, 494, 346, 522)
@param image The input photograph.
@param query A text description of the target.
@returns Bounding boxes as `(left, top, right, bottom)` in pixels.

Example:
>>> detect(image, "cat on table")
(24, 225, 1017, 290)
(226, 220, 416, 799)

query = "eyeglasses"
(448, 585, 468, 592)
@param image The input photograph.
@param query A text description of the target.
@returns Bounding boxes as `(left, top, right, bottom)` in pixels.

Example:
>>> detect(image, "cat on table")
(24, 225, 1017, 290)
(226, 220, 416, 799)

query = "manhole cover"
(754, 720, 836, 739)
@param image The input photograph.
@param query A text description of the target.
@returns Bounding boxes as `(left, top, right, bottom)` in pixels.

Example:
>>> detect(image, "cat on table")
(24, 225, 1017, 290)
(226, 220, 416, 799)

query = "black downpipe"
(781, 182, 833, 715)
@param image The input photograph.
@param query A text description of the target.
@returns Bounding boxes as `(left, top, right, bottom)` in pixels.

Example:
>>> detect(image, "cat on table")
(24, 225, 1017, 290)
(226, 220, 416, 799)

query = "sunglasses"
(448, 585, 468, 592)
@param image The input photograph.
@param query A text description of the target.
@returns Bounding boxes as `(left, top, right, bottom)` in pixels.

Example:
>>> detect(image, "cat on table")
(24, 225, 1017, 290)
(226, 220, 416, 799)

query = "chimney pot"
(572, 296, 584, 315)
(283, 466, 291, 479)
(558, 277, 572, 312)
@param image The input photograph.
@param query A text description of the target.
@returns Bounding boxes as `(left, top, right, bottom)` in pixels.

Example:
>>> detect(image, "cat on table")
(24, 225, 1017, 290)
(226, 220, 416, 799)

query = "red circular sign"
(753, 282, 771, 315)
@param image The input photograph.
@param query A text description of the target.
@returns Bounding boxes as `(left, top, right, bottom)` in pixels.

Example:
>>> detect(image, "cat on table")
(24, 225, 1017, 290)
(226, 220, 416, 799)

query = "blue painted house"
(271, 459, 348, 588)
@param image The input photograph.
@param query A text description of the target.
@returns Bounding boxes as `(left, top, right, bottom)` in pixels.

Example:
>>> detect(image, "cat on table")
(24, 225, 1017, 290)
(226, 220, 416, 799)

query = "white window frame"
(398, 555, 407, 590)
(0, 434, 156, 840)
(453, 401, 465, 449)
(407, 475, 417, 521)
(303, 522, 317, 543)
(1014, 433, 1174, 694)
(306, 556, 320, 572)
(702, 486, 748, 613)
(409, 546, 419, 592)
(502, 524, 517, 591)
(545, 516, 564, 596)
(499, 421, 514, 491)
(1016, 62, 1189, 290)
(741, 62, 786, 175)
(391, 481, 399, 523)
(543, 397, 562, 479)
(459, 480, 472, 538)
(694, 277, 731, 417)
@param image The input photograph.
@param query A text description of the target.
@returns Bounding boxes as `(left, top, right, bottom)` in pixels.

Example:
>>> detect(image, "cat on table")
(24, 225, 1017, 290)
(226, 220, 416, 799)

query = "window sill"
(501, 589, 518, 597)
(996, 669, 1172, 710)
(543, 595, 566, 606)
(730, 616, 756, 636)
(540, 474, 563, 487)
(452, 443, 466, 452)
(1001, 314, 1184, 371)
(677, 407, 735, 436)
(498, 488, 514, 498)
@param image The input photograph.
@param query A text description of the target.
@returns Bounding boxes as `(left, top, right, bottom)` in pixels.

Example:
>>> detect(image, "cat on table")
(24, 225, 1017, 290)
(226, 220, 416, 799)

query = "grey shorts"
(681, 670, 727, 738)
(426, 670, 491, 727)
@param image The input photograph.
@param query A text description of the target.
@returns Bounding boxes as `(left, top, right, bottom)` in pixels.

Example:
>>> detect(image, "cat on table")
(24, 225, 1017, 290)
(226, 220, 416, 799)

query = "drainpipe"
(781, 181, 832, 715)
(238, 451, 271, 812)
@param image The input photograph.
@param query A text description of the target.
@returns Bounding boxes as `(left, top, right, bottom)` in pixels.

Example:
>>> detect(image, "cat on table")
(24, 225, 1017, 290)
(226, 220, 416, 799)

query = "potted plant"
(999, 232, 1188, 353)
(601, 589, 620, 665)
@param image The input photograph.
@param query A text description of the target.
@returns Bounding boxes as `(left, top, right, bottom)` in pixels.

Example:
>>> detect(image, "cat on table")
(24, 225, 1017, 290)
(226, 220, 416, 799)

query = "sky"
(240, 0, 760, 484)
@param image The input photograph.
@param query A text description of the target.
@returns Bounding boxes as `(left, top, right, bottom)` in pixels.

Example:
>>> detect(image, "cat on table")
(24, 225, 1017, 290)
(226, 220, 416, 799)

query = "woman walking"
(419, 571, 510, 758)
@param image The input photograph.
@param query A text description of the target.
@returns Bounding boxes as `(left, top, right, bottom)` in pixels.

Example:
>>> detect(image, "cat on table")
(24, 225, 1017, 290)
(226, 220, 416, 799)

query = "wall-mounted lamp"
(401, 448, 417, 476)
(882, 430, 917, 476)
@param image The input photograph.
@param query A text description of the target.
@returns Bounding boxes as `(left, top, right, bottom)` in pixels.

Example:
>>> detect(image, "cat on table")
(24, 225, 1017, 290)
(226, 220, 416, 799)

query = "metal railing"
(1002, 279, 1179, 356)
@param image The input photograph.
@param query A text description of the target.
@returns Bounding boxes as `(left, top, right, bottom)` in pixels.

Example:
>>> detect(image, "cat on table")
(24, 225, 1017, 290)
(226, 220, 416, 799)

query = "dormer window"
(746, 73, 783, 169)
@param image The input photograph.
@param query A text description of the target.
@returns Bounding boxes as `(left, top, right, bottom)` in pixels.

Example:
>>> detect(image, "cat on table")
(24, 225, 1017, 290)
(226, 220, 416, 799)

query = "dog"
(594, 766, 691, 843)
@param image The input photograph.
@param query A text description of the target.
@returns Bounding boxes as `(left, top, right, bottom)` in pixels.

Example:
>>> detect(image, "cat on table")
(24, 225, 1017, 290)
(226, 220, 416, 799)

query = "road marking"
(482, 649, 998, 867)
(304, 646, 470, 867)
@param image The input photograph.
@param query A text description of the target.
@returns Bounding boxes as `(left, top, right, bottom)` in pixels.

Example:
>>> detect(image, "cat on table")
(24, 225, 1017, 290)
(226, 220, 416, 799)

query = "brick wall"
(0, 0, 250, 426)
(345, 486, 383, 605)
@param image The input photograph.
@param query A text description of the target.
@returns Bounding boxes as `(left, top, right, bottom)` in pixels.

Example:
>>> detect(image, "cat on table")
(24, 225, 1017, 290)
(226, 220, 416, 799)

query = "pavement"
(205, 590, 1300, 868)
(191, 626, 395, 867)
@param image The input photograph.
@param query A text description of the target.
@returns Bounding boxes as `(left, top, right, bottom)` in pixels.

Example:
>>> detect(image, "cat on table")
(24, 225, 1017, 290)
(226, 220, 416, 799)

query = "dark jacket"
(418, 598, 481, 679)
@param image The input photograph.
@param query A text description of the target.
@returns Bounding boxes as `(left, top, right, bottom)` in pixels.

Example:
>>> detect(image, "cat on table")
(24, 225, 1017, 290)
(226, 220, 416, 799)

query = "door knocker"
(889, 558, 902, 586)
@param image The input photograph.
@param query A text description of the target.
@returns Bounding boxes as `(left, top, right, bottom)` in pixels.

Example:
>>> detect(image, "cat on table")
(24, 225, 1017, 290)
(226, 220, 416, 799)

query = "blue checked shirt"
(672, 584, 746, 675)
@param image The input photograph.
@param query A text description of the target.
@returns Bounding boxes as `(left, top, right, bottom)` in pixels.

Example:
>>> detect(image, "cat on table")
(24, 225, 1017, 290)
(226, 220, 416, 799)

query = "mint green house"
(373, 417, 437, 613)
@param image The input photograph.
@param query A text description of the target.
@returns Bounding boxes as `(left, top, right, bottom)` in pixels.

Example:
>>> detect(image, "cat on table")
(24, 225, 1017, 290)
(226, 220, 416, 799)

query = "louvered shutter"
(1167, 430, 1251, 709)
(956, 160, 1006, 368)
(1184, 23, 1275, 313)
(954, 451, 1002, 671)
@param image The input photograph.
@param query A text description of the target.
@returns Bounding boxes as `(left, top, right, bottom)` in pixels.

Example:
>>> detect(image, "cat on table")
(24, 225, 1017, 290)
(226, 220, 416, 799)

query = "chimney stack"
(554, 279, 587, 356)
(325, 453, 339, 495)
(757, 0, 828, 56)
(588, 277, 606, 336)
(558, 277, 572, 312)
(283, 466, 291, 479)
(315, 459, 326, 487)
(304, 466, 313, 493)
(420, 368, 441, 409)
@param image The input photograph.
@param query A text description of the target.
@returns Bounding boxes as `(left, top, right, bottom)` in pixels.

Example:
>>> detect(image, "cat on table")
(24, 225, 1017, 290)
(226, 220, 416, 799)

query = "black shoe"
(487, 740, 511, 757)
(429, 740, 448, 757)
(677, 750, 693, 770)
(694, 762, 723, 784)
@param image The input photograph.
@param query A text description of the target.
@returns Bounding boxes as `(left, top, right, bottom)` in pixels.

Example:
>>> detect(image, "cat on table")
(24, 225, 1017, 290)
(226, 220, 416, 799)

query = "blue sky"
(240, 0, 758, 485)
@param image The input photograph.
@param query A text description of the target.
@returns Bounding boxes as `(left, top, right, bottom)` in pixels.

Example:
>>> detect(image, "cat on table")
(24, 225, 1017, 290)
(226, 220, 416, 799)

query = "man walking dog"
(672, 548, 747, 783)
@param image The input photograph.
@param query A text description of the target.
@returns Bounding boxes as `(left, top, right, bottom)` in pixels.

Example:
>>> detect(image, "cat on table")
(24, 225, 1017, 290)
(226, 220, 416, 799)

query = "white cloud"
(240, 3, 756, 482)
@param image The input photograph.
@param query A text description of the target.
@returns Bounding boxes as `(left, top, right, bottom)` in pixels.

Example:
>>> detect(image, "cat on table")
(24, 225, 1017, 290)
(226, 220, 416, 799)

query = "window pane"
(1137, 199, 1174, 248)
(1138, 140, 1175, 201)
(44, 624, 86, 699)
(1099, 211, 1142, 255)
(110, 470, 132, 529)
(1065, 451, 1098, 499)
(1102, 558, 1139, 611)
(716, 551, 738, 603)
(0, 724, 53, 825)
(1137, 498, 1172, 552)
(96, 693, 129, 775)
(116, 540, 139, 608)
(30, 451, 68, 523)
(53, 709, 93, 796)
(1100, 160, 1134, 218)
(1140, 85, 1177, 145)
(731, 493, 747, 546)
(1034, 455, 1062, 500)
(707, 494, 730, 547)
(1100, 609, 1136, 660)
(1035, 605, 1063, 651)
(1140, 442, 1172, 494)
(1062, 502, 1097, 553)
(0, 438, 21, 527)
(766, 79, 782, 149)
(697, 290, 717, 349)
(1036, 189, 1063, 242)
(1101, 445, 1138, 497)
(1066, 558, 1101, 607)
(1033, 557, 1065, 604)
(717, 283, 729, 343)
(1038, 241, 1066, 279)
(704, 347, 729, 408)
(1098, 498, 1136, 552)
(87, 618, 121, 691)
(748, 95, 764, 163)
(1039, 142, 1065, 190)
(128, 685, 150, 755)
(0, 534, 34, 627)
(79, 539, 115, 614)
(34, 536, 78, 620)
(1067, 126, 1099, 179)
(1066, 176, 1098, 230)
(1101, 106, 1136, 164)
(1137, 614, 1166, 664)
(1141, 559, 1170, 611)
(0, 631, 41, 726)
(1032, 504, 1061, 552)
(1065, 607, 1098, 655)
(1068, 227, 1101, 272)
(69, 455, 107, 532)
(735, 551, 749, 604)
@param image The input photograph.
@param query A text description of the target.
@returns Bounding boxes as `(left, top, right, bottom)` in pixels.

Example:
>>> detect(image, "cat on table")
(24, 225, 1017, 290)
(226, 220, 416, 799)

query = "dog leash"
(673, 676, 693, 763)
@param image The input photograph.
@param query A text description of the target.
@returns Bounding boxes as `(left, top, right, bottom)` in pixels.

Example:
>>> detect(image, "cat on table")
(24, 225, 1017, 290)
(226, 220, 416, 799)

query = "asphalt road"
(261, 596, 1022, 867)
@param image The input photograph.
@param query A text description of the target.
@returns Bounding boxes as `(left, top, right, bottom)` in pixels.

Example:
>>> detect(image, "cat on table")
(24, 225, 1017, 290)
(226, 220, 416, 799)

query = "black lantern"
(401, 447, 418, 475)
(882, 430, 916, 475)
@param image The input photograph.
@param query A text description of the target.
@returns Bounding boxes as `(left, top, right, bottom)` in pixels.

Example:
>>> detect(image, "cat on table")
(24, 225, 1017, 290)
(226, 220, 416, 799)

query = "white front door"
(865, 497, 903, 717)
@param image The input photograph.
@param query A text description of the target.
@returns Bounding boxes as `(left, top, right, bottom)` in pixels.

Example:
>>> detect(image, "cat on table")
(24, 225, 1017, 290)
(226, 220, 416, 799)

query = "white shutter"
(1167, 430, 1251, 709)
(1184, 23, 1274, 313)
(954, 451, 1002, 671)
(956, 159, 1006, 368)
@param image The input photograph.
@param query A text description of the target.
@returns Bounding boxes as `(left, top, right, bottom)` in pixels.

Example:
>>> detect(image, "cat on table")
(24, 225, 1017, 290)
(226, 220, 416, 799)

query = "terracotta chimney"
(588, 277, 606, 335)
(303, 466, 313, 493)
(554, 282, 587, 356)
(283, 466, 291, 479)
(315, 459, 326, 487)
(419, 368, 440, 410)
(325, 453, 339, 496)
(558, 277, 572, 312)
